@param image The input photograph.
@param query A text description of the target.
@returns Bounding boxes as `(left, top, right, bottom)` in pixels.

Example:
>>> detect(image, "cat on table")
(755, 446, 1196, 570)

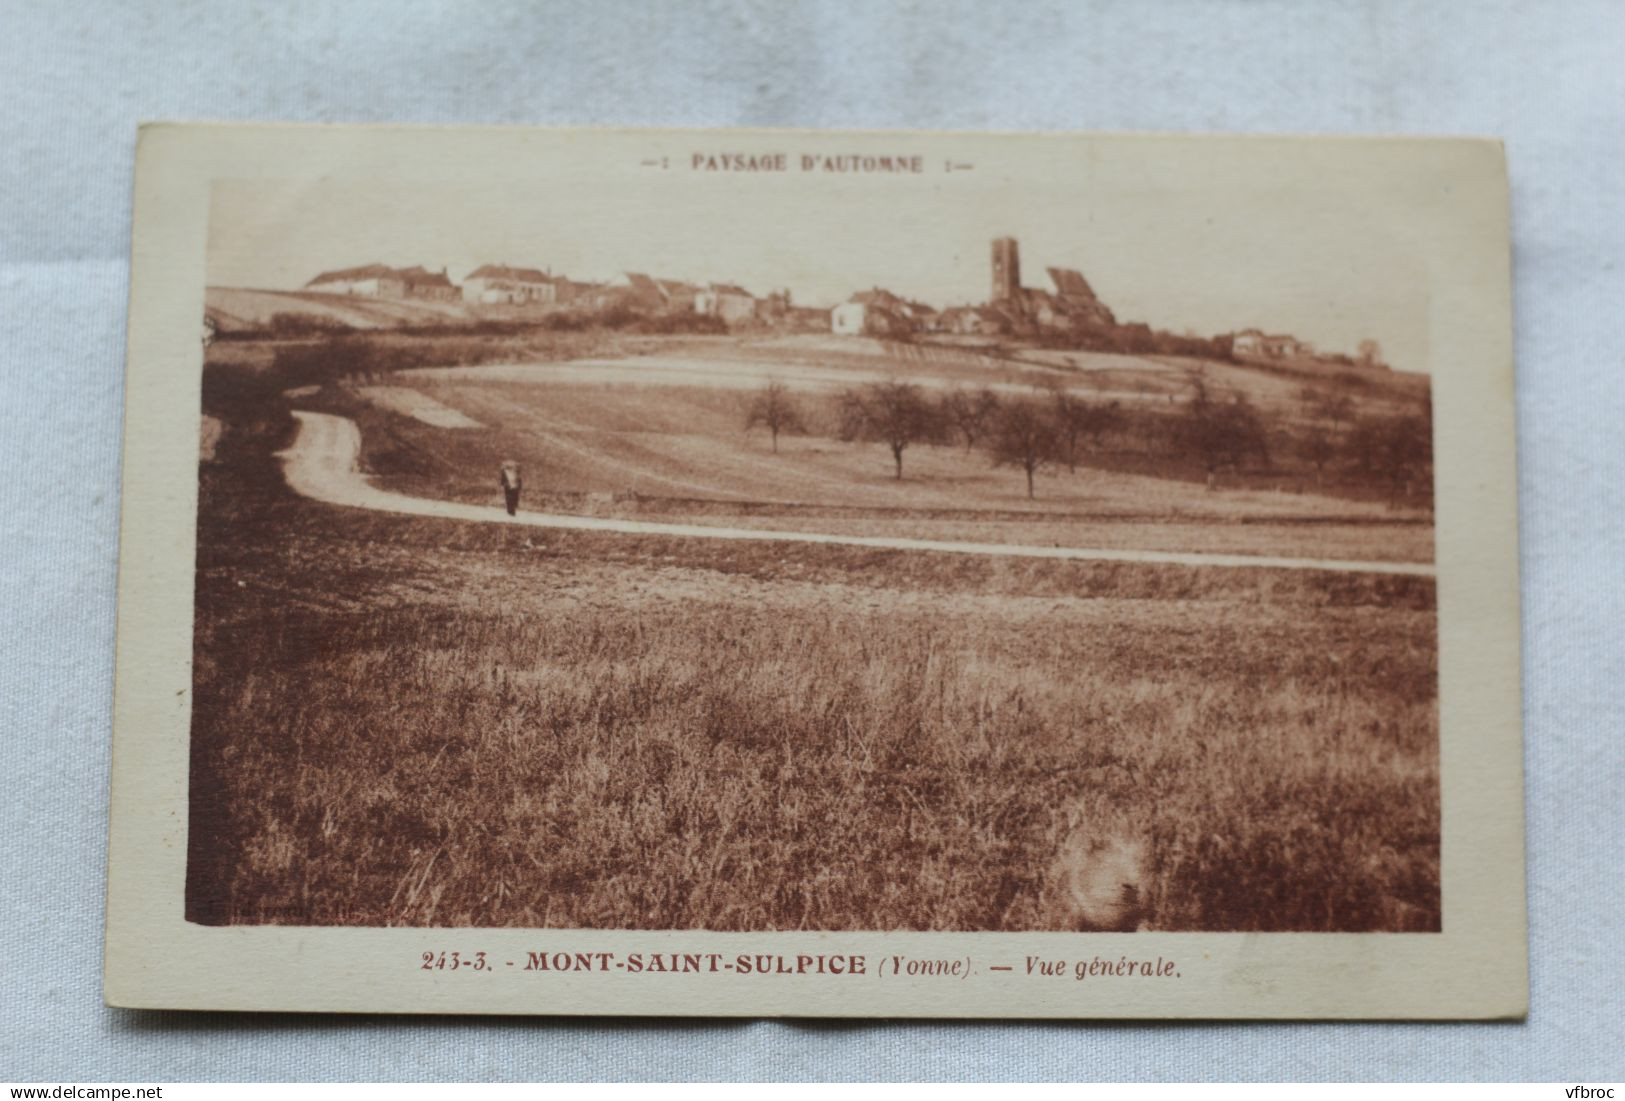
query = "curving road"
(277, 411, 1436, 577)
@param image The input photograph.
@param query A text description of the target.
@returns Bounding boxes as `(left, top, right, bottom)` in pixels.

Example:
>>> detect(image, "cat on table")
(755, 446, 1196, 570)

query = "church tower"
(991, 237, 1021, 303)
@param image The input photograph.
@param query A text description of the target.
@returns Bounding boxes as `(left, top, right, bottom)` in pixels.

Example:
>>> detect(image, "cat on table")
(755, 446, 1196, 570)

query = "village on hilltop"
(299, 237, 1387, 370)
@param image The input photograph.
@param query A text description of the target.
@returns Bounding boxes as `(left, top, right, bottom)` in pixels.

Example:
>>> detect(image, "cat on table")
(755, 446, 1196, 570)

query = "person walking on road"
(499, 459, 523, 516)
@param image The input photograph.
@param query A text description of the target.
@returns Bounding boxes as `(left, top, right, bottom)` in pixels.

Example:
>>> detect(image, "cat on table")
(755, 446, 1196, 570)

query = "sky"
(207, 151, 1431, 370)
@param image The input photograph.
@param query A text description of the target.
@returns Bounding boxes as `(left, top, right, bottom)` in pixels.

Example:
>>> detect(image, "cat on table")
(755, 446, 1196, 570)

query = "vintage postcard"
(105, 124, 1526, 1017)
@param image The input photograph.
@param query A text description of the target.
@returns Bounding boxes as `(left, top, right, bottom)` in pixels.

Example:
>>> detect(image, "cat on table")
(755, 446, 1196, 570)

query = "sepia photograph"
(101, 124, 1526, 1018)
(186, 150, 1439, 936)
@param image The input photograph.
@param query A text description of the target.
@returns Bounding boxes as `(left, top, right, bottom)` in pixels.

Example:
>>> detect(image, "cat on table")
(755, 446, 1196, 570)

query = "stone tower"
(991, 237, 1021, 303)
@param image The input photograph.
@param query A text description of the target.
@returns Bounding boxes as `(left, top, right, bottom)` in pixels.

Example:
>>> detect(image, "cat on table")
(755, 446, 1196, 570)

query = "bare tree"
(990, 399, 1059, 499)
(1378, 411, 1432, 505)
(1295, 386, 1353, 488)
(941, 387, 1000, 452)
(1051, 388, 1123, 472)
(1085, 399, 1122, 451)
(1050, 387, 1087, 472)
(1299, 423, 1336, 488)
(1300, 386, 1355, 431)
(838, 381, 936, 480)
(1348, 415, 1384, 476)
(1179, 378, 1270, 489)
(745, 380, 803, 453)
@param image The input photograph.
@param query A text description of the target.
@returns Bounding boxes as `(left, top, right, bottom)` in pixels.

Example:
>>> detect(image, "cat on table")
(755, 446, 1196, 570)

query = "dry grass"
(188, 353, 1439, 933)
(187, 394, 1439, 931)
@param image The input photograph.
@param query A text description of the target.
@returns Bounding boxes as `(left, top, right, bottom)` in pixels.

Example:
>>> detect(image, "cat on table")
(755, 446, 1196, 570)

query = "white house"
(1232, 328, 1300, 358)
(832, 289, 916, 336)
(694, 283, 758, 324)
(462, 264, 562, 305)
(1232, 329, 1265, 356)
(831, 300, 869, 335)
(305, 263, 395, 296)
(306, 263, 457, 301)
(602, 272, 700, 311)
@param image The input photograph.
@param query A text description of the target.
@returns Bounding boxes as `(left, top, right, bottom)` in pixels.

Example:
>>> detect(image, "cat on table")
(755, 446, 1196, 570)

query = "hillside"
(205, 286, 480, 333)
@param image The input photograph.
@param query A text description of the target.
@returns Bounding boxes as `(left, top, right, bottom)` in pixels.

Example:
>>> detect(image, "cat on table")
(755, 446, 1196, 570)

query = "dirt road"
(278, 411, 1436, 577)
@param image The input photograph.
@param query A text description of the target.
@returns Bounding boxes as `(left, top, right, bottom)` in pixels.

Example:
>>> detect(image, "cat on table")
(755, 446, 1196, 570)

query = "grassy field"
(188, 365, 1440, 932)
(322, 366, 1434, 563)
(205, 286, 476, 333)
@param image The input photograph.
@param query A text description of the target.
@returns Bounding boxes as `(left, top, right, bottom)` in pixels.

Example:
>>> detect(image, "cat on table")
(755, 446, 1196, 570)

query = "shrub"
(265, 312, 355, 338)
(630, 311, 729, 335)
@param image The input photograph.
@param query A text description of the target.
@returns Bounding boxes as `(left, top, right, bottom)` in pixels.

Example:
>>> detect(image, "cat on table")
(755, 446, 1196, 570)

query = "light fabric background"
(1, 0, 1620, 1082)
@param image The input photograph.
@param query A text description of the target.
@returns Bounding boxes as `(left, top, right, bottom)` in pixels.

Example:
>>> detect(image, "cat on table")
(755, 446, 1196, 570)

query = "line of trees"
(825, 381, 1129, 491)
(742, 377, 1432, 503)
(1031, 322, 1237, 360)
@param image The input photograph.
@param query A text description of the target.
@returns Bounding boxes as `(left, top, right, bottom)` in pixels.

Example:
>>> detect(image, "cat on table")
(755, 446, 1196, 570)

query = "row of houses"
(1231, 329, 1310, 359)
(1229, 330, 1390, 369)
(303, 263, 461, 301)
(828, 239, 1366, 365)
(303, 239, 1124, 342)
(462, 264, 573, 305)
(304, 262, 793, 324)
(302, 250, 1354, 362)
(303, 239, 1124, 340)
